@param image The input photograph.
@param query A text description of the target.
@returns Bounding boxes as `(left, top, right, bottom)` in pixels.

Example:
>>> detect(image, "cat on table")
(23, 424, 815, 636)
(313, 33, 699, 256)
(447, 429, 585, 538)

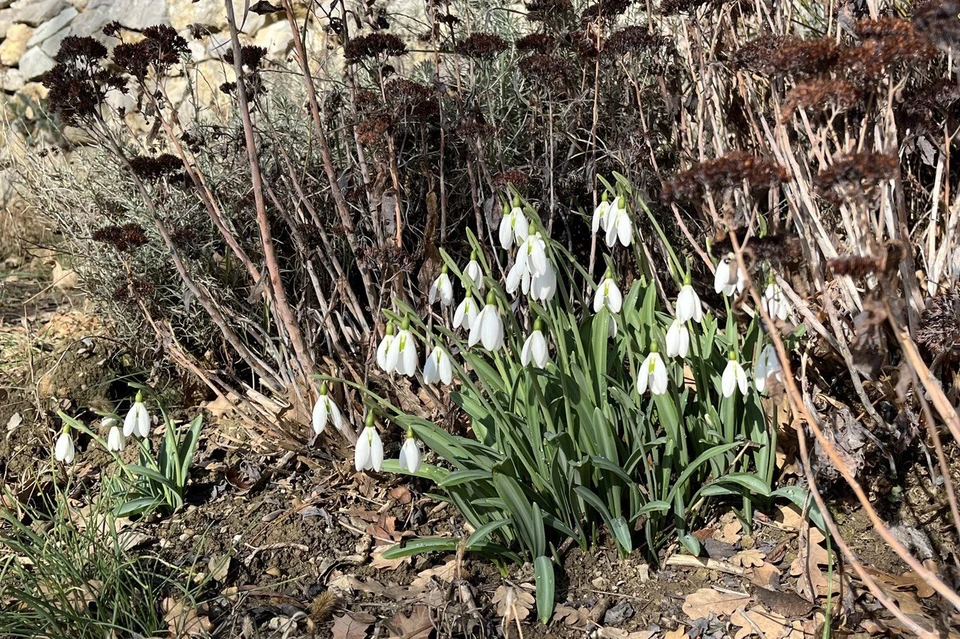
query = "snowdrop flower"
(592, 192, 611, 234)
(498, 199, 529, 249)
(518, 232, 548, 277)
(398, 430, 421, 473)
(604, 196, 632, 248)
(106, 425, 125, 452)
(714, 255, 745, 297)
(721, 352, 749, 398)
(469, 292, 505, 351)
(386, 318, 418, 377)
(530, 263, 557, 302)
(123, 392, 150, 439)
(521, 320, 549, 367)
(312, 383, 345, 435)
(637, 346, 668, 395)
(665, 319, 690, 358)
(762, 283, 790, 322)
(676, 276, 703, 323)
(754, 343, 783, 394)
(453, 292, 480, 331)
(423, 345, 453, 385)
(55, 430, 75, 464)
(593, 270, 623, 314)
(463, 251, 484, 291)
(355, 414, 384, 472)
(429, 266, 454, 307)
(376, 323, 396, 372)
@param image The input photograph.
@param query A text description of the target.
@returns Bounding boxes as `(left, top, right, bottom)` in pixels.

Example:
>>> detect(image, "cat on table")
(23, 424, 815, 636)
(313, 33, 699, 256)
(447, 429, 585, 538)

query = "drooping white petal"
(676, 285, 702, 323)
(616, 212, 633, 247)
(521, 330, 549, 367)
(454, 296, 479, 330)
(55, 432, 75, 463)
(479, 306, 504, 351)
(649, 353, 668, 395)
(392, 330, 417, 377)
(604, 280, 623, 313)
(722, 359, 748, 398)
(312, 396, 329, 434)
(106, 426, 125, 452)
(530, 263, 556, 302)
(714, 258, 733, 295)
(438, 348, 453, 384)
(355, 427, 371, 471)
(592, 201, 610, 233)
(385, 334, 402, 372)
(136, 404, 150, 438)
(506, 260, 525, 295)
(377, 334, 395, 372)
(511, 208, 529, 244)
(369, 428, 384, 472)
(123, 403, 139, 437)
(464, 260, 484, 291)
(666, 319, 689, 358)
(754, 344, 782, 393)
(499, 215, 513, 249)
(605, 215, 618, 248)
(429, 273, 454, 306)
(399, 438, 421, 472)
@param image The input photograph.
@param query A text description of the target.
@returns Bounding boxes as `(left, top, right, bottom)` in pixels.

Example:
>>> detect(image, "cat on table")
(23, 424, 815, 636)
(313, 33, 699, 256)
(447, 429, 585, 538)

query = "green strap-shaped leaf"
(534, 556, 555, 624)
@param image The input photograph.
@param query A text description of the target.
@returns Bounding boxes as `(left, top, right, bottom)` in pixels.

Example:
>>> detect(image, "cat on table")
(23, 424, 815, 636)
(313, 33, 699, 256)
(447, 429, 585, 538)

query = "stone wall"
(0, 0, 313, 105)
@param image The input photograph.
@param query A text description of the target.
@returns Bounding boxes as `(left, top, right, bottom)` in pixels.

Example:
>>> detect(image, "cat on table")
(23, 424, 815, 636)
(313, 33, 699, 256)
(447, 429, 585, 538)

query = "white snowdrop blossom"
(530, 263, 557, 302)
(453, 293, 480, 331)
(721, 354, 749, 398)
(55, 431, 75, 463)
(754, 343, 783, 394)
(676, 280, 703, 324)
(593, 271, 623, 314)
(665, 319, 690, 358)
(714, 255, 745, 297)
(521, 322, 549, 367)
(386, 320, 418, 377)
(106, 425, 125, 452)
(312, 384, 345, 435)
(376, 323, 396, 372)
(123, 392, 151, 438)
(498, 201, 529, 249)
(463, 252, 484, 291)
(429, 267, 454, 306)
(398, 432, 421, 473)
(604, 196, 633, 248)
(762, 283, 790, 322)
(355, 418, 384, 472)
(637, 348, 668, 395)
(507, 232, 551, 297)
(469, 294, 505, 351)
(592, 193, 612, 234)
(423, 345, 453, 385)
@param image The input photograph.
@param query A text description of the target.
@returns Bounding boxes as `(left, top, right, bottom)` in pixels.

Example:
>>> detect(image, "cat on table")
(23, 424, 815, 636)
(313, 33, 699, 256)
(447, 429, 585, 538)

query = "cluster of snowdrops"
(54, 190, 788, 482)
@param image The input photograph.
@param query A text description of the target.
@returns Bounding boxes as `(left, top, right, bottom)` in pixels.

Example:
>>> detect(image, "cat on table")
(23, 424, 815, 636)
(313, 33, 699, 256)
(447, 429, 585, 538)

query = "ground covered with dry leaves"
(1, 249, 957, 638)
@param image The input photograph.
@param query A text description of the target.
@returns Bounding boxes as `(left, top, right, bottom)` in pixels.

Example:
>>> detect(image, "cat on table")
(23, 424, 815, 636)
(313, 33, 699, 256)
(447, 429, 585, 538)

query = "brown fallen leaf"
(715, 512, 743, 544)
(411, 557, 459, 589)
(371, 546, 408, 571)
(751, 586, 815, 617)
(387, 605, 433, 638)
(862, 565, 936, 599)
(747, 562, 781, 589)
(553, 604, 589, 626)
(331, 612, 375, 639)
(162, 597, 213, 637)
(493, 583, 535, 625)
(595, 628, 657, 638)
(731, 605, 802, 639)
(664, 626, 687, 639)
(682, 588, 750, 619)
(389, 486, 412, 504)
(731, 549, 765, 568)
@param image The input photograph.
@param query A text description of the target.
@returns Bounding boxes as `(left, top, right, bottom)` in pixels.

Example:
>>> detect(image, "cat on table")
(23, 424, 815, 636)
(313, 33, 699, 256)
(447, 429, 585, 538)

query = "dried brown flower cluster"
(604, 26, 665, 56)
(780, 79, 862, 120)
(492, 170, 531, 187)
(112, 279, 154, 303)
(898, 79, 960, 135)
(713, 231, 804, 267)
(580, 0, 631, 21)
(519, 53, 574, 92)
(839, 19, 938, 77)
(92, 223, 149, 252)
(565, 28, 599, 58)
(343, 33, 406, 63)
(41, 36, 125, 126)
(814, 153, 898, 203)
(356, 115, 391, 144)
(733, 36, 838, 77)
(128, 154, 182, 180)
(827, 241, 905, 280)
(913, 0, 960, 51)
(112, 25, 188, 81)
(524, 0, 573, 22)
(662, 0, 724, 16)
(516, 33, 556, 52)
(222, 45, 268, 70)
(917, 286, 960, 354)
(662, 152, 791, 202)
(455, 33, 509, 58)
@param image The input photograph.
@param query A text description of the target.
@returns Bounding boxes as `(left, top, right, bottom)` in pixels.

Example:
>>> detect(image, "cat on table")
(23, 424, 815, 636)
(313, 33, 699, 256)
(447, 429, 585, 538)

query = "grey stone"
(0, 8, 14, 38)
(11, 0, 68, 26)
(65, 4, 109, 40)
(26, 5, 74, 45)
(83, 0, 168, 30)
(0, 0, 14, 9)
(1, 67, 24, 92)
(18, 45, 53, 79)
(39, 23, 67, 56)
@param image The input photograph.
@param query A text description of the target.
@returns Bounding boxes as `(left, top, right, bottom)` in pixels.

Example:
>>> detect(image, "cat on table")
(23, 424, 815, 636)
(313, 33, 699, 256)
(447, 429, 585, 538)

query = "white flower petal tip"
(387, 329, 419, 377)
(521, 330, 549, 367)
(54, 432, 75, 463)
(106, 426, 125, 452)
(423, 346, 453, 385)
(429, 272, 454, 307)
(676, 284, 703, 323)
(593, 276, 622, 314)
(665, 319, 690, 358)
(123, 401, 151, 439)
(636, 351, 668, 395)
(721, 358, 749, 398)
(398, 437, 421, 473)
(355, 425, 384, 472)
(754, 344, 783, 394)
(469, 304, 504, 351)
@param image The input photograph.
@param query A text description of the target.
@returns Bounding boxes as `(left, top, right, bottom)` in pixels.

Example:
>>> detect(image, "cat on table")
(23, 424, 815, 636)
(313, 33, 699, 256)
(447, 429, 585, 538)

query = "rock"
(66, 6, 110, 40)
(26, 5, 75, 46)
(0, 67, 23, 91)
(166, 0, 264, 34)
(17, 45, 53, 79)
(82, 0, 168, 30)
(17, 80, 46, 100)
(0, 8, 14, 38)
(0, 0, 13, 9)
(11, 0, 67, 26)
(0, 23, 33, 66)
(39, 23, 67, 56)
(64, 0, 84, 8)
(254, 19, 294, 58)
